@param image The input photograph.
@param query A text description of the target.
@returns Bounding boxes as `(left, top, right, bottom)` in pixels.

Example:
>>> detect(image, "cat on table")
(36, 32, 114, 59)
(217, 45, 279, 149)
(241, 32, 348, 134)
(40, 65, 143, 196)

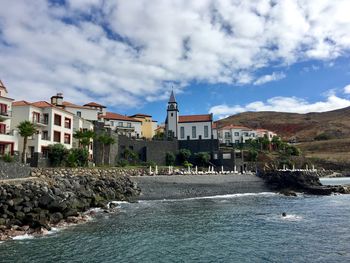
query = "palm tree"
(97, 133, 115, 165)
(17, 121, 37, 163)
(73, 130, 95, 149)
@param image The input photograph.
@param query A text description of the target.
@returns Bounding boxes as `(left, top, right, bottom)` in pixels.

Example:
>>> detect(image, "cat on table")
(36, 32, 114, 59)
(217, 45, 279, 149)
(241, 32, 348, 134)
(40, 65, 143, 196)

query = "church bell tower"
(166, 90, 179, 138)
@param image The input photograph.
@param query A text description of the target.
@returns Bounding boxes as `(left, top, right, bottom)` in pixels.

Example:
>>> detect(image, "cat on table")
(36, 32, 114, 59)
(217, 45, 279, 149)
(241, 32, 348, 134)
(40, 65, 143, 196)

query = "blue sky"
(1, 0, 350, 123)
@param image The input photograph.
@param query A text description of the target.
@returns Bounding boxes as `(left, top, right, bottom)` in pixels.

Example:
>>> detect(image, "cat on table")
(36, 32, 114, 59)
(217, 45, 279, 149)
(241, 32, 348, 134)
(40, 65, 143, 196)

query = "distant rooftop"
(84, 102, 106, 108)
(178, 114, 212, 123)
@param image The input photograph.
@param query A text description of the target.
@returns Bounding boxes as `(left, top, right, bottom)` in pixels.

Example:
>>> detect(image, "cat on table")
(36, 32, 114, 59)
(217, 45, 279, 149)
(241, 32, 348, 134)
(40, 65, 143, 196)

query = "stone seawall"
(0, 172, 140, 241)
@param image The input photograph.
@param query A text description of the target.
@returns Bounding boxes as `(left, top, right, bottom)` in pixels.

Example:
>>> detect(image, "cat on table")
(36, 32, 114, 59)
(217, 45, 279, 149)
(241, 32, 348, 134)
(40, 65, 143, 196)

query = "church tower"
(165, 90, 179, 138)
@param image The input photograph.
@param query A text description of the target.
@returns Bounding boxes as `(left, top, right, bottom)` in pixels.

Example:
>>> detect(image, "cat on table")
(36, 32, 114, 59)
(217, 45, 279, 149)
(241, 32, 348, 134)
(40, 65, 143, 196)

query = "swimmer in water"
(282, 212, 287, 217)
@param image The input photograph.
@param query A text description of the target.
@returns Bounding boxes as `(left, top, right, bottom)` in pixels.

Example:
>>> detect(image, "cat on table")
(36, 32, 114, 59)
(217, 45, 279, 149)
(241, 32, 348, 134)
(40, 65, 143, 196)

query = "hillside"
(217, 107, 350, 171)
(217, 106, 350, 142)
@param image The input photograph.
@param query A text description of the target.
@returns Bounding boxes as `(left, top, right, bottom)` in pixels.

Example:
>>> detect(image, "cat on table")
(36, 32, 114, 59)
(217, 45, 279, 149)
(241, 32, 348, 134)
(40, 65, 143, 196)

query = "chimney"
(51, 93, 64, 107)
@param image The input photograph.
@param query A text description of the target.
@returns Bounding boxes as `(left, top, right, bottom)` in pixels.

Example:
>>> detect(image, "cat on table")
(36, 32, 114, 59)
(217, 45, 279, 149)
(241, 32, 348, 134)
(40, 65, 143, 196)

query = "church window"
(180, 127, 185, 139)
(204, 126, 209, 138)
(192, 126, 196, 138)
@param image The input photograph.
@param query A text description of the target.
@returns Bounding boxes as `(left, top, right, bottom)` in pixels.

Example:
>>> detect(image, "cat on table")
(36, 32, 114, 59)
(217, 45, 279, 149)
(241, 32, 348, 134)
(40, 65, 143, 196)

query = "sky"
(1, 0, 350, 123)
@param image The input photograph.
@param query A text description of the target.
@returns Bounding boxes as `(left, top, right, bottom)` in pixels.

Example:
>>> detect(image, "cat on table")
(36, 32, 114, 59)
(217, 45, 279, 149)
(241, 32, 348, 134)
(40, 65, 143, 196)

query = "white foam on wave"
(12, 234, 35, 240)
(139, 192, 277, 203)
(281, 214, 303, 221)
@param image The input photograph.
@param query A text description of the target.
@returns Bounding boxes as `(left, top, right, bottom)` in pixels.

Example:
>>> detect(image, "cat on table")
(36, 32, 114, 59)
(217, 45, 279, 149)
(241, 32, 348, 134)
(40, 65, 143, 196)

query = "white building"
(12, 100, 74, 157)
(0, 80, 18, 155)
(215, 124, 277, 145)
(165, 91, 214, 140)
(99, 112, 142, 138)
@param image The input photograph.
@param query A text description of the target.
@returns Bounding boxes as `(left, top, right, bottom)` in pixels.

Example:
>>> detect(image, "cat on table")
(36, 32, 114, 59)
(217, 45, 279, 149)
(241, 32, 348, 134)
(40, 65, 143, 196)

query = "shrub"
(122, 148, 139, 164)
(165, 152, 176, 166)
(183, 160, 193, 168)
(314, 133, 332, 141)
(2, 153, 13, 163)
(177, 149, 191, 164)
(247, 149, 258, 162)
(116, 159, 129, 167)
(48, 144, 68, 167)
(66, 151, 78, 167)
(70, 148, 89, 167)
(193, 152, 210, 167)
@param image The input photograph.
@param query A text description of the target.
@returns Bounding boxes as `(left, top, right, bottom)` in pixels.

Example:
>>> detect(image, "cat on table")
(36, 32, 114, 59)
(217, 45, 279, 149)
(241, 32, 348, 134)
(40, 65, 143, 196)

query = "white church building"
(165, 91, 214, 140)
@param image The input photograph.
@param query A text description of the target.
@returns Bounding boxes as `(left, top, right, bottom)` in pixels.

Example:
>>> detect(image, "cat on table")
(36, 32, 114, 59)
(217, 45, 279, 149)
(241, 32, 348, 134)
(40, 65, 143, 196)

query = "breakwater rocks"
(0, 173, 140, 241)
(259, 170, 350, 195)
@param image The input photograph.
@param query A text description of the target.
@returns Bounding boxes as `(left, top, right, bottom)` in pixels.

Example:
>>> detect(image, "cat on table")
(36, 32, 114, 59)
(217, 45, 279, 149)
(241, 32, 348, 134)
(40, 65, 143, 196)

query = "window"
(127, 122, 131, 128)
(54, 114, 62, 126)
(204, 126, 209, 138)
(118, 122, 123, 127)
(225, 132, 230, 138)
(64, 117, 71, 129)
(43, 114, 49, 124)
(33, 112, 40, 123)
(0, 124, 6, 134)
(64, 133, 71, 144)
(42, 131, 49, 140)
(42, 147, 49, 158)
(235, 140, 240, 144)
(244, 132, 248, 136)
(0, 103, 7, 114)
(251, 133, 255, 137)
(171, 113, 173, 117)
(192, 126, 196, 138)
(110, 121, 114, 126)
(234, 132, 239, 136)
(180, 127, 185, 139)
(77, 111, 81, 117)
(53, 131, 61, 142)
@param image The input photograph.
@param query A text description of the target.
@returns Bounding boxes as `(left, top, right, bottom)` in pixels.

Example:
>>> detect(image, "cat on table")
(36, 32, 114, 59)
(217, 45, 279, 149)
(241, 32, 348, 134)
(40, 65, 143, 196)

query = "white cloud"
(0, 0, 350, 108)
(344, 84, 350, 94)
(209, 95, 350, 119)
(253, 72, 286, 85)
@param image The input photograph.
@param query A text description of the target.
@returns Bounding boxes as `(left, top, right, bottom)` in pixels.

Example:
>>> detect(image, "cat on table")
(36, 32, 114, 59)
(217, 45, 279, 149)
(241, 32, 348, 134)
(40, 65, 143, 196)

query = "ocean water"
(1, 192, 350, 262)
(320, 177, 350, 186)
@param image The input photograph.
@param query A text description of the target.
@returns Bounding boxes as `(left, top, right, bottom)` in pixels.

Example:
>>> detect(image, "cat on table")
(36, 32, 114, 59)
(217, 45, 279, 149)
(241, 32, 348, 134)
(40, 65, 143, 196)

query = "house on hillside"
(0, 80, 19, 156)
(214, 123, 277, 145)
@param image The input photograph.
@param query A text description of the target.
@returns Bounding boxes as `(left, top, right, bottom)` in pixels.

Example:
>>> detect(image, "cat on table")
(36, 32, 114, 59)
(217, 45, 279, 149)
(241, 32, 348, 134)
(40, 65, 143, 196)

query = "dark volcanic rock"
(0, 173, 140, 240)
(259, 170, 350, 195)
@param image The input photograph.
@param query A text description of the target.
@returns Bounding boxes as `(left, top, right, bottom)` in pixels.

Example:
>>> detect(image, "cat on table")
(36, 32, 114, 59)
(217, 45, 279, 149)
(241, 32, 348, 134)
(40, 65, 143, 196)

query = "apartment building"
(0, 80, 18, 155)
(12, 100, 74, 157)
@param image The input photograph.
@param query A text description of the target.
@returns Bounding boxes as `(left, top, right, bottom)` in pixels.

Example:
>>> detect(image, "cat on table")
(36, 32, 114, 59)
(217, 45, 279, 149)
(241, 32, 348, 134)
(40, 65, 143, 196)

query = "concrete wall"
(0, 159, 31, 180)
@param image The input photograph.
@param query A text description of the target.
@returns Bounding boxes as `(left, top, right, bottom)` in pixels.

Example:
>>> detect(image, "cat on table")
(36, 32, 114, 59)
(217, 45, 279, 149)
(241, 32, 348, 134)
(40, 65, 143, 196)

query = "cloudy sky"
(1, 0, 350, 121)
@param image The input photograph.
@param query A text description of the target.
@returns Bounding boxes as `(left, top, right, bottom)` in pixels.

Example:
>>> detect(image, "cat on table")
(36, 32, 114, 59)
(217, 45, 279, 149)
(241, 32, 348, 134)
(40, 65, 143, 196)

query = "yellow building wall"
(132, 116, 154, 139)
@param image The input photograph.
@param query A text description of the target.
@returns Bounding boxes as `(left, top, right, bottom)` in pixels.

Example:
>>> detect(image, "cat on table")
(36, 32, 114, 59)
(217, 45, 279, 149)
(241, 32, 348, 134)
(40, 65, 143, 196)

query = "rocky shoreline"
(258, 170, 350, 195)
(0, 174, 140, 241)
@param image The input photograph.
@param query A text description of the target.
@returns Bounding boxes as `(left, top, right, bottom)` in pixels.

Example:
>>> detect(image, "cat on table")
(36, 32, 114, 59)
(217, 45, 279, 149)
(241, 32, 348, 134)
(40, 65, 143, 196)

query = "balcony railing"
(32, 118, 49, 126)
(0, 111, 12, 118)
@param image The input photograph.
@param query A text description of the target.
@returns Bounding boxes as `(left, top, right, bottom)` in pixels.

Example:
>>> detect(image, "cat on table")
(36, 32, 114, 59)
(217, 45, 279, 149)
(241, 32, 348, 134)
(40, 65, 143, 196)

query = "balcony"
(0, 111, 12, 119)
(32, 118, 48, 127)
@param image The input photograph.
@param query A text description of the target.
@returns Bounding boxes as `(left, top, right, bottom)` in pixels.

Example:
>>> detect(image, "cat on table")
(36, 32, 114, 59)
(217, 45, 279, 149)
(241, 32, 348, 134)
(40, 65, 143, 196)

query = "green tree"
(122, 148, 139, 164)
(271, 136, 283, 151)
(97, 133, 115, 165)
(165, 152, 176, 166)
(17, 121, 37, 163)
(73, 130, 95, 149)
(177, 149, 191, 164)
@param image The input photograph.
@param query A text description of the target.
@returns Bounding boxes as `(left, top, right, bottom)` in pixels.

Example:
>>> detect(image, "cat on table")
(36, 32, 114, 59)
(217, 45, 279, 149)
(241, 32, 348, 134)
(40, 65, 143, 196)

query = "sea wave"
(139, 192, 277, 203)
(12, 234, 35, 240)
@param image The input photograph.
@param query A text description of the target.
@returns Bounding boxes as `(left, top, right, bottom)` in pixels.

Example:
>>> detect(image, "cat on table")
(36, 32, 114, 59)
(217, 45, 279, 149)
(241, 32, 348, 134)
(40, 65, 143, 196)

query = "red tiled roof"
(13, 100, 31, 106)
(129, 113, 152, 118)
(220, 124, 251, 130)
(178, 114, 212, 123)
(212, 122, 218, 129)
(84, 102, 106, 108)
(100, 112, 142, 122)
(63, 101, 94, 110)
(13, 100, 74, 115)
